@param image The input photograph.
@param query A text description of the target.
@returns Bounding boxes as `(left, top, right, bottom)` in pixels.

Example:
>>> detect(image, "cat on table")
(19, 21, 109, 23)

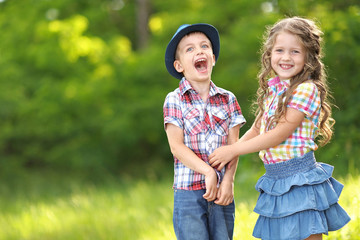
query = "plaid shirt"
(259, 77, 321, 164)
(164, 78, 246, 190)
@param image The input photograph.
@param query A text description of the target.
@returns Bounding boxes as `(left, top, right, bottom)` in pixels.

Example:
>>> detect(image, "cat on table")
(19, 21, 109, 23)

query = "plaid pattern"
(259, 77, 321, 164)
(164, 78, 246, 190)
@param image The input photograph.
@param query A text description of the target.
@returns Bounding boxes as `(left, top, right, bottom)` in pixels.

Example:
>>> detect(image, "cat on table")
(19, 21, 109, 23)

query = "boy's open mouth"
(194, 58, 208, 72)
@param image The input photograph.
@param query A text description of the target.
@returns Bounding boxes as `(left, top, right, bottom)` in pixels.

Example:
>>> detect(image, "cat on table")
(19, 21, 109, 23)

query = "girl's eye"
(292, 50, 300, 54)
(275, 49, 283, 53)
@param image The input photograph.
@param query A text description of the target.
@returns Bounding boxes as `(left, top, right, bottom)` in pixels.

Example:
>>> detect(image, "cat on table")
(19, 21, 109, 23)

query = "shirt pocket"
(212, 107, 229, 136)
(183, 107, 202, 135)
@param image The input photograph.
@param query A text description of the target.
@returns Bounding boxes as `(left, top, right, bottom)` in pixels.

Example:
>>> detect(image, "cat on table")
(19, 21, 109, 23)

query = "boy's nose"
(196, 48, 203, 55)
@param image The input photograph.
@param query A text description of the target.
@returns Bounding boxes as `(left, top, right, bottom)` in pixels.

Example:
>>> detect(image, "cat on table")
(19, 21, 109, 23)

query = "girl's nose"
(282, 51, 291, 60)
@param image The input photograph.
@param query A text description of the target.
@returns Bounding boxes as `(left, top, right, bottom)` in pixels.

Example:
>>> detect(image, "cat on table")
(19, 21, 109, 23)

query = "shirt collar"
(267, 76, 290, 88)
(179, 77, 192, 95)
(179, 77, 227, 97)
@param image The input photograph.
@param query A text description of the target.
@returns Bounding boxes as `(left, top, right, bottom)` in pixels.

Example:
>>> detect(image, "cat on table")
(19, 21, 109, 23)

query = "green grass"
(0, 168, 359, 240)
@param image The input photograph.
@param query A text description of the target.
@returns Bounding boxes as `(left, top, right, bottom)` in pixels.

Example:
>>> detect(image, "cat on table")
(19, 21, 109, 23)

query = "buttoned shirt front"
(259, 77, 321, 164)
(164, 78, 246, 190)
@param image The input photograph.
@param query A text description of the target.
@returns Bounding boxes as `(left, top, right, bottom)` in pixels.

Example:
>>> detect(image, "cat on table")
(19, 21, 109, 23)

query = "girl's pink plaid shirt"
(259, 77, 321, 164)
(163, 78, 246, 190)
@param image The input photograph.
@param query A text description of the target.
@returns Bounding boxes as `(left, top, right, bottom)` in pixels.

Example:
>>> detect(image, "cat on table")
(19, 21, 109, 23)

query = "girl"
(209, 17, 350, 240)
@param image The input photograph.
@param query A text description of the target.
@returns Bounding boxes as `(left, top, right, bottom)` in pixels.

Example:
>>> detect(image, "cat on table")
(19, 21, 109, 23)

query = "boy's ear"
(174, 60, 184, 73)
(212, 54, 216, 66)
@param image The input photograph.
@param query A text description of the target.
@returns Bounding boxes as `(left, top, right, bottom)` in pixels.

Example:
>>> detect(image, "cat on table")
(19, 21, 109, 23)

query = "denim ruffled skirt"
(252, 151, 350, 240)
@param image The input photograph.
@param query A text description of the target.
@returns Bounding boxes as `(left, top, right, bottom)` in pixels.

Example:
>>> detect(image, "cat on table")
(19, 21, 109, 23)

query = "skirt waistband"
(264, 151, 316, 179)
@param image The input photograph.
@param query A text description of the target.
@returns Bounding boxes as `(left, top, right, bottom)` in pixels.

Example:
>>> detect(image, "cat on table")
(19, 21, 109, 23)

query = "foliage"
(0, 0, 359, 173)
(0, 169, 358, 239)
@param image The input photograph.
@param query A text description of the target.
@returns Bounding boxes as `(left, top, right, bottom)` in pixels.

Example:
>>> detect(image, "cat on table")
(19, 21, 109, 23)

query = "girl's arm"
(225, 114, 261, 169)
(209, 108, 305, 170)
(215, 125, 240, 206)
(165, 123, 218, 201)
(238, 113, 261, 142)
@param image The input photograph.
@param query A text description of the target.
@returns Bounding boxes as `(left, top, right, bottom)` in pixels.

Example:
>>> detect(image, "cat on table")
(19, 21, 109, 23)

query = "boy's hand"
(215, 180, 234, 206)
(202, 168, 218, 202)
(209, 145, 235, 171)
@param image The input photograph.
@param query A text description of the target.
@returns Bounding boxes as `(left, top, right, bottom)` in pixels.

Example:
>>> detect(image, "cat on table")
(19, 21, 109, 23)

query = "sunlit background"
(0, 0, 359, 239)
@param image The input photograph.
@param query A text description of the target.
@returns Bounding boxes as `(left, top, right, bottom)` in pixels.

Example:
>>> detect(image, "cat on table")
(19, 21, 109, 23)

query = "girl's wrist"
(229, 144, 239, 159)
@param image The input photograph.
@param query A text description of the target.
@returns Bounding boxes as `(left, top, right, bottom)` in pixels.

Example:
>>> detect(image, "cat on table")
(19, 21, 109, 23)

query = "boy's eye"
(201, 44, 209, 48)
(186, 47, 193, 52)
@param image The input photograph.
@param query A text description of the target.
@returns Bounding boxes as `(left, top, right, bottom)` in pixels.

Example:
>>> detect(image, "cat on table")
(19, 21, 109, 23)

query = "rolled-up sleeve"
(227, 92, 246, 129)
(163, 91, 183, 130)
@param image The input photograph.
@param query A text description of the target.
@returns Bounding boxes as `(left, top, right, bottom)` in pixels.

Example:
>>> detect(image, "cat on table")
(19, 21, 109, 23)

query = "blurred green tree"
(0, 0, 358, 175)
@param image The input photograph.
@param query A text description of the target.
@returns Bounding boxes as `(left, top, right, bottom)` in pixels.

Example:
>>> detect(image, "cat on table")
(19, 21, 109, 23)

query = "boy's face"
(174, 32, 215, 82)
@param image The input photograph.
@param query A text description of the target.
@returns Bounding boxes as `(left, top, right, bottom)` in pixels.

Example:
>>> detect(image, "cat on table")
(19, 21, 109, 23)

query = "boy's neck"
(188, 79, 211, 102)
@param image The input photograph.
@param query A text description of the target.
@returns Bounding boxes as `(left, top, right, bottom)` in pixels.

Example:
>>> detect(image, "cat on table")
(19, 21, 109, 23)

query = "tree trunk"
(136, 0, 150, 50)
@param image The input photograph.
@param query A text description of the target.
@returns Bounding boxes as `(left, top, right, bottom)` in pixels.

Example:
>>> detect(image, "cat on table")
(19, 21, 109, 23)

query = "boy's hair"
(255, 16, 334, 146)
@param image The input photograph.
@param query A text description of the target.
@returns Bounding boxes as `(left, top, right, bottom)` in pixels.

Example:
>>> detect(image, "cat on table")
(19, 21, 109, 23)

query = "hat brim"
(165, 23, 220, 80)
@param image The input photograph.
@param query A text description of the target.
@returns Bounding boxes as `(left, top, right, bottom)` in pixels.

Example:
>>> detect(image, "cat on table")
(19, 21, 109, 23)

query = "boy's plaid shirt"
(164, 78, 246, 190)
(259, 77, 321, 164)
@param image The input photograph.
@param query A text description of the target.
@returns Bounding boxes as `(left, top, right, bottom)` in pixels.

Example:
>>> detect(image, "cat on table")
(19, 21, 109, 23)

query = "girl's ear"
(174, 60, 184, 73)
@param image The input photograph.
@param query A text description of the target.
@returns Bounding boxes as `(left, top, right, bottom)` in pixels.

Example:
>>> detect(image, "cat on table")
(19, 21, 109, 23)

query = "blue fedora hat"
(165, 23, 220, 80)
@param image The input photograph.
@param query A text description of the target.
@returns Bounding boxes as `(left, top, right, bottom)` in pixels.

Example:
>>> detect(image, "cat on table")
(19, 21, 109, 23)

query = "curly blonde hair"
(255, 17, 334, 146)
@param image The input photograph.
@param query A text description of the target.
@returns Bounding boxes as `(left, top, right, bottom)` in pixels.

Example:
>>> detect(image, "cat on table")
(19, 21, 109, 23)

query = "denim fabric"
(263, 151, 316, 179)
(253, 152, 351, 239)
(173, 189, 235, 240)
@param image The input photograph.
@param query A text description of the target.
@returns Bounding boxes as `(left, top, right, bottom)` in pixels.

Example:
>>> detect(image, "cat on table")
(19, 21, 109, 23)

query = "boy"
(163, 23, 246, 240)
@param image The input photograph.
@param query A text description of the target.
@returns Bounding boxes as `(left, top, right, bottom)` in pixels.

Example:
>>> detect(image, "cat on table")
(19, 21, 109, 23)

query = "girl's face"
(271, 31, 306, 81)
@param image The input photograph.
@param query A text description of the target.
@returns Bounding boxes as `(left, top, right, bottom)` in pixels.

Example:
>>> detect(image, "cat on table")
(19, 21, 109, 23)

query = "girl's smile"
(271, 31, 306, 81)
(280, 64, 293, 70)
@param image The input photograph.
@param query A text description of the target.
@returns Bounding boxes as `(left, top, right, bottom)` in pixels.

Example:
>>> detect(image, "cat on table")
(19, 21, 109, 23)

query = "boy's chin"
(186, 72, 212, 81)
(188, 76, 211, 82)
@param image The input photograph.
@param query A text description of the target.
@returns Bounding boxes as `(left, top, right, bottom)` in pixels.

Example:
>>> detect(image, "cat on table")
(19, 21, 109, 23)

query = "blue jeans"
(173, 189, 235, 240)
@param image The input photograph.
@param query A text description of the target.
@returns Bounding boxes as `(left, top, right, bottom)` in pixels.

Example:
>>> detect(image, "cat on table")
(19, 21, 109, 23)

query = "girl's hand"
(209, 145, 235, 171)
(227, 159, 237, 170)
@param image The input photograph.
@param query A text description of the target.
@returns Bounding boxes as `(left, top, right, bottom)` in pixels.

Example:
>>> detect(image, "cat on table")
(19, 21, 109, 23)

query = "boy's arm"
(215, 124, 240, 206)
(165, 123, 218, 201)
